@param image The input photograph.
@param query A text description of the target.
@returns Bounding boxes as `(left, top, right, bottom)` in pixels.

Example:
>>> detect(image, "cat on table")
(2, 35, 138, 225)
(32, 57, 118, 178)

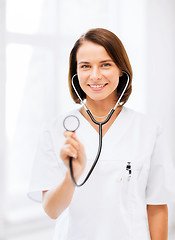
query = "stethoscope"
(63, 71, 130, 187)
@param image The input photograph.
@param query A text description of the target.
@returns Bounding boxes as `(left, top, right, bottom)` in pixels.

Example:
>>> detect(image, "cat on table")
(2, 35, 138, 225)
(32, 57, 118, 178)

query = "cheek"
(77, 72, 88, 86)
(78, 80, 85, 90)
(77, 77, 86, 93)
(110, 73, 120, 86)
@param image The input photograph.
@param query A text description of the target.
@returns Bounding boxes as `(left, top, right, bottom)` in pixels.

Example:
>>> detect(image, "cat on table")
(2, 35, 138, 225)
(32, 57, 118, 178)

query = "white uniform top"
(28, 107, 175, 240)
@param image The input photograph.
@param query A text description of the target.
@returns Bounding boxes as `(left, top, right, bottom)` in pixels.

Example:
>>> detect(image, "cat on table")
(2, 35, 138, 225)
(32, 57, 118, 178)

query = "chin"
(88, 95, 109, 102)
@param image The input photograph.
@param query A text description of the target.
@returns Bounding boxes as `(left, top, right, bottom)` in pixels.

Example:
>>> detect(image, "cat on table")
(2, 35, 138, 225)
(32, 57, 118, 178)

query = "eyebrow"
(78, 59, 114, 65)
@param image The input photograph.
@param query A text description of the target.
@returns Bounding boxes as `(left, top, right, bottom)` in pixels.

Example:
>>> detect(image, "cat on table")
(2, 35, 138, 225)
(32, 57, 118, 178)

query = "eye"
(102, 63, 111, 67)
(81, 65, 90, 69)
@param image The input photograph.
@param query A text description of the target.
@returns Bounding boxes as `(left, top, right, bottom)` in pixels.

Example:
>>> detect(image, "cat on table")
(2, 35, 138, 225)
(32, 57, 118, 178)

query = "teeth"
(90, 84, 105, 88)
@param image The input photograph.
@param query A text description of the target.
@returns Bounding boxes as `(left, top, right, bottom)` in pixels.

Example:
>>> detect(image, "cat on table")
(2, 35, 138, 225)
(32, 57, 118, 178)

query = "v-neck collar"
(75, 106, 126, 141)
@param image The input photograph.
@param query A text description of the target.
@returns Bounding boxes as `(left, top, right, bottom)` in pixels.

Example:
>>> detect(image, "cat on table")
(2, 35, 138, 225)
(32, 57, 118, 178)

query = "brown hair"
(68, 28, 132, 105)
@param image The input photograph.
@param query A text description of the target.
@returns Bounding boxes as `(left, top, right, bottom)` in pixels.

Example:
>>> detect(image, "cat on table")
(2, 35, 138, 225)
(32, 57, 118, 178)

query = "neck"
(83, 97, 122, 121)
(86, 98, 116, 117)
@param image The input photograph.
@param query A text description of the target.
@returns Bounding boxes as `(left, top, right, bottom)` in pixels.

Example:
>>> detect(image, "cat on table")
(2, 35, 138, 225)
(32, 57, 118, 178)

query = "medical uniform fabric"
(28, 107, 175, 240)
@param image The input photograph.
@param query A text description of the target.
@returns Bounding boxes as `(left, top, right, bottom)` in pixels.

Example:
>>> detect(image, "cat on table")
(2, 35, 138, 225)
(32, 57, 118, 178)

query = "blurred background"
(0, 0, 175, 239)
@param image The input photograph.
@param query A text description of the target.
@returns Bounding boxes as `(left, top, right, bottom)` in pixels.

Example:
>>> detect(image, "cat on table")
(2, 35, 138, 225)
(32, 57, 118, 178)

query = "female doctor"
(28, 28, 175, 240)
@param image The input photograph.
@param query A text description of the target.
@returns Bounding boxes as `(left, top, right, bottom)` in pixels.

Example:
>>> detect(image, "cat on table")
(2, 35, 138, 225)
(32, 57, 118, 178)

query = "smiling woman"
(28, 28, 175, 240)
(68, 28, 132, 106)
(76, 41, 121, 103)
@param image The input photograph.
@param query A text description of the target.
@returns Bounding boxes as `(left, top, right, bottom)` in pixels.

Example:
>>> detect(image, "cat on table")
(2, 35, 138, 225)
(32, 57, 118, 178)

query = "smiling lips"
(88, 83, 108, 91)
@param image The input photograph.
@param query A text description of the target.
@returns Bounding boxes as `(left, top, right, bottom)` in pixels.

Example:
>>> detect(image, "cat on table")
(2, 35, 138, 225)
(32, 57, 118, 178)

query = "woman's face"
(76, 41, 122, 103)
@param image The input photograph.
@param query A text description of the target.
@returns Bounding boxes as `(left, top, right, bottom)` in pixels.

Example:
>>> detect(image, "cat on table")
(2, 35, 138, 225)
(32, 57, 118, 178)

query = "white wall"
(146, 0, 175, 234)
(0, 0, 6, 237)
(146, 0, 175, 155)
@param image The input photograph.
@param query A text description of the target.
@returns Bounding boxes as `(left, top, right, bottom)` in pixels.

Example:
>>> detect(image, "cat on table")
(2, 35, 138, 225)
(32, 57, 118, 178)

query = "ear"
(119, 70, 123, 77)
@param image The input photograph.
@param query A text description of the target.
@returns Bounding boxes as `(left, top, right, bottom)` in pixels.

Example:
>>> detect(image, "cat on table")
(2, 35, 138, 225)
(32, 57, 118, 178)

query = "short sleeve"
(27, 123, 66, 202)
(146, 124, 175, 204)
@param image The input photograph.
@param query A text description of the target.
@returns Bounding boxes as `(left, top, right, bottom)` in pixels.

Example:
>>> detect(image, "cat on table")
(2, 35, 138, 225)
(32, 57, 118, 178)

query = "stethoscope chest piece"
(63, 115, 80, 132)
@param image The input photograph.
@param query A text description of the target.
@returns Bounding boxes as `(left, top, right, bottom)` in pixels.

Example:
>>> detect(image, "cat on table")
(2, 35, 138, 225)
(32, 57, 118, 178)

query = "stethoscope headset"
(63, 71, 130, 187)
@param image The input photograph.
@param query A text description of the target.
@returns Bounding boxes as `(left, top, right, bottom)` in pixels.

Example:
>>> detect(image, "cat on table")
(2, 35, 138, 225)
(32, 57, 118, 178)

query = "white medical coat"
(28, 107, 175, 240)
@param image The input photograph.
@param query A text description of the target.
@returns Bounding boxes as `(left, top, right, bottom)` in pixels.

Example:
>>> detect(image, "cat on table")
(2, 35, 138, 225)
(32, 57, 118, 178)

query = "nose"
(90, 67, 102, 81)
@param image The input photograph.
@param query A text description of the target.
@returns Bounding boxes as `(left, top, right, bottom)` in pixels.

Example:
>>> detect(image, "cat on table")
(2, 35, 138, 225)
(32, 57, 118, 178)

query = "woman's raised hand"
(60, 131, 86, 180)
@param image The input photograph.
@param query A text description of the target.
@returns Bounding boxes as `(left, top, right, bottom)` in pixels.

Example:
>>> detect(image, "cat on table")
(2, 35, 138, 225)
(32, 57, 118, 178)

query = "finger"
(64, 131, 75, 138)
(63, 144, 78, 158)
(65, 137, 79, 151)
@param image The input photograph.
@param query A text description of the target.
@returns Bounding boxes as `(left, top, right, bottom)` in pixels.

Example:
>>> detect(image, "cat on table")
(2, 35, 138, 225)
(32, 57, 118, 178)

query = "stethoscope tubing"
(69, 122, 103, 187)
(69, 109, 115, 187)
(69, 72, 130, 187)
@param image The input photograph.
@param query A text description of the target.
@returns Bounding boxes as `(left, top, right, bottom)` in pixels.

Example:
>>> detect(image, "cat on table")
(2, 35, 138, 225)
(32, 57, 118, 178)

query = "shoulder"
(123, 106, 163, 135)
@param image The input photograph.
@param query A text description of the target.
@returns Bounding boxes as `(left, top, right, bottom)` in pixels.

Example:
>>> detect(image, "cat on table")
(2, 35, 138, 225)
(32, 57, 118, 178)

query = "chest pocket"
(79, 157, 150, 198)
(85, 157, 147, 181)
(118, 158, 149, 180)
(93, 158, 150, 202)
